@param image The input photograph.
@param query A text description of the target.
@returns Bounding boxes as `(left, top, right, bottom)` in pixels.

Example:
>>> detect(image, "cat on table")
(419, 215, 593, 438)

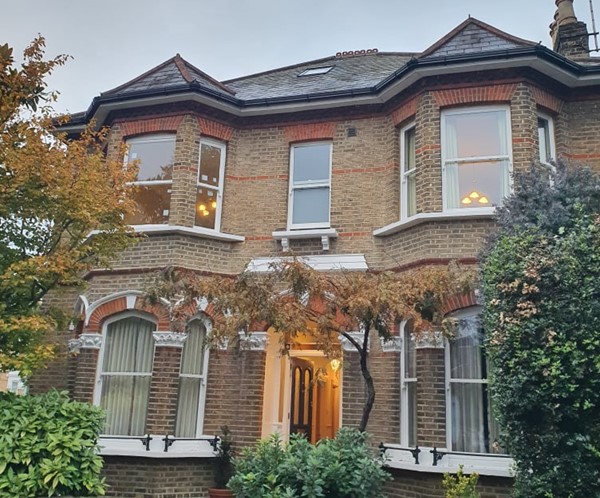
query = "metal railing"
(101, 434, 219, 453)
(379, 443, 511, 466)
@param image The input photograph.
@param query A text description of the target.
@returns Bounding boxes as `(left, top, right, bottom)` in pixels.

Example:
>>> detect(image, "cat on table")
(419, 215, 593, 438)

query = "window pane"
(181, 321, 206, 375)
(128, 137, 175, 181)
(538, 118, 552, 164)
(451, 383, 487, 453)
(292, 187, 330, 225)
(101, 317, 155, 436)
(199, 143, 222, 187)
(404, 128, 417, 217)
(404, 324, 416, 378)
(406, 381, 417, 447)
(293, 144, 331, 183)
(175, 377, 202, 437)
(195, 187, 218, 229)
(125, 184, 171, 225)
(450, 315, 483, 380)
(447, 160, 509, 209)
(445, 110, 508, 158)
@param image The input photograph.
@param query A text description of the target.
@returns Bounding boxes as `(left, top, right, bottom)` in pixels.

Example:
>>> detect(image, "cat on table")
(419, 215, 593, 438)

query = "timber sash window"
(447, 308, 500, 453)
(442, 107, 511, 210)
(99, 315, 155, 436)
(125, 134, 176, 224)
(537, 114, 555, 166)
(196, 139, 226, 230)
(400, 321, 417, 446)
(401, 124, 417, 219)
(288, 142, 332, 229)
(175, 320, 209, 437)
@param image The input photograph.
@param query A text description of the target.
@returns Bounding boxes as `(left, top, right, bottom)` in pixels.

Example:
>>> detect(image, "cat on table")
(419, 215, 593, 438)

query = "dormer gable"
(419, 17, 537, 59)
(102, 53, 236, 98)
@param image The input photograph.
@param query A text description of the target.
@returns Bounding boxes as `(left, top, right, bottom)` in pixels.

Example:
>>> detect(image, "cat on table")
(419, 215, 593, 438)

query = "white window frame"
(441, 106, 513, 214)
(175, 316, 211, 438)
(288, 142, 332, 230)
(444, 306, 503, 455)
(400, 321, 417, 447)
(196, 138, 227, 232)
(93, 311, 157, 435)
(537, 112, 556, 167)
(400, 123, 417, 220)
(125, 134, 176, 223)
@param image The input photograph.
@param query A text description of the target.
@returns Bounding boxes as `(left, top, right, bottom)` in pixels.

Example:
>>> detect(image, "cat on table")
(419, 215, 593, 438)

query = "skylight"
(298, 66, 333, 76)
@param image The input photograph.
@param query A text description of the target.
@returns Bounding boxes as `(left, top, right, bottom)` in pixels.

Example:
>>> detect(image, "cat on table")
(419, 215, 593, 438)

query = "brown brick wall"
(416, 348, 446, 447)
(384, 468, 512, 498)
(203, 349, 266, 447)
(102, 456, 213, 498)
(146, 346, 184, 434)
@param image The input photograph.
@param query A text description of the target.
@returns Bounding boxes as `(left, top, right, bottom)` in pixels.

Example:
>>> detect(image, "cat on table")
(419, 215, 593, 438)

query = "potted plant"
(208, 426, 234, 498)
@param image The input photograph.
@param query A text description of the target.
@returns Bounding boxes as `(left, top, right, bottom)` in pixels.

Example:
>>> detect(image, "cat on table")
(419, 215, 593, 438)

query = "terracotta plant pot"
(208, 488, 234, 498)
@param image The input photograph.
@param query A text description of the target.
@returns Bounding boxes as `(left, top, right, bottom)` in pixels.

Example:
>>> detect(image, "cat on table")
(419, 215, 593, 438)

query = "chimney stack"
(551, 0, 590, 59)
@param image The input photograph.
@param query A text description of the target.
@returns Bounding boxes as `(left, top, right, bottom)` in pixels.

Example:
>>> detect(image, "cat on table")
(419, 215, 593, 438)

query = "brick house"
(34, 1, 600, 496)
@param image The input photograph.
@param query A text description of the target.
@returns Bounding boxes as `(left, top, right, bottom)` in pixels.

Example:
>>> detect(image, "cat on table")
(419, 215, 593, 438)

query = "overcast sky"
(1, 0, 597, 114)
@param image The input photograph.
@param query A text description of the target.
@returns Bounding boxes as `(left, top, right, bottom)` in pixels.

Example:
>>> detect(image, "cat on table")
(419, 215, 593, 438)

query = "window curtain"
(444, 121, 460, 208)
(100, 317, 155, 436)
(450, 316, 486, 453)
(175, 320, 207, 437)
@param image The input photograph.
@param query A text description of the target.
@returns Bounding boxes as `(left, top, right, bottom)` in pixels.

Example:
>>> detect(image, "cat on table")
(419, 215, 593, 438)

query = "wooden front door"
(289, 359, 313, 441)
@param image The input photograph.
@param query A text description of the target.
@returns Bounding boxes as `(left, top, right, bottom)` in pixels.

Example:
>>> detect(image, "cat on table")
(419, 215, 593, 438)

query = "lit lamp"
(330, 359, 341, 372)
(461, 190, 489, 206)
(197, 199, 217, 217)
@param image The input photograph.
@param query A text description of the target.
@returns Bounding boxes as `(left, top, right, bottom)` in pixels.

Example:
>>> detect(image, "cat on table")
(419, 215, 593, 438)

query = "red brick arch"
(117, 115, 185, 139)
(442, 290, 479, 316)
(84, 292, 170, 333)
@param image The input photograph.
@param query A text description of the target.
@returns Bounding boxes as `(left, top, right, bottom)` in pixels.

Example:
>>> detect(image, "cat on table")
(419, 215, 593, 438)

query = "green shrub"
(442, 466, 479, 498)
(0, 390, 105, 497)
(228, 428, 390, 498)
(481, 163, 600, 497)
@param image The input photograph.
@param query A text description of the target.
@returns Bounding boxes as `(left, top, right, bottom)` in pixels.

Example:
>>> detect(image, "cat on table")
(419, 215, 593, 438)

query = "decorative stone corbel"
(78, 333, 103, 349)
(415, 331, 444, 349)
(380, 335, 402, 353)
(339, 331, 369, 352)
(239, 331, 269, 351)
(152, 331, 188, 348)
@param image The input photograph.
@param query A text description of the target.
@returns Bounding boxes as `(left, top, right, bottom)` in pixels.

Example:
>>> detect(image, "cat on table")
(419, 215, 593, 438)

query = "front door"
(289, 358, 314, 441)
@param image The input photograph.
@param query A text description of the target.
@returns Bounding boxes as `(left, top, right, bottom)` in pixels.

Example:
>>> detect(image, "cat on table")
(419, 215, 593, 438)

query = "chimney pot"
(555, 0, 577, 26)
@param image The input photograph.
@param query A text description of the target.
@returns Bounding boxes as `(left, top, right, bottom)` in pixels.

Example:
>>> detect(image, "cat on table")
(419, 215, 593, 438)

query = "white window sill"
(99, 435, 217, 458)
(131, 224, 245, 242)
(383, 444, 513, 477)
(272, 228, 338, 251)
(246, 254, 368, 272)
(373, 209, 496, 237)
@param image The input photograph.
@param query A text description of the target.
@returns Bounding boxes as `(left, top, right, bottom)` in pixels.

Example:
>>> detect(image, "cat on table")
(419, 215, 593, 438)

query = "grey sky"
(1, 0, 596, 114)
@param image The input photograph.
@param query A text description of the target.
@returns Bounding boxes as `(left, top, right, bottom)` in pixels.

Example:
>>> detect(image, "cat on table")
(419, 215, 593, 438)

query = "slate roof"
(420, 17, 537, 59)
(102, 54, 236, 98)
(223, 52, 415, 101)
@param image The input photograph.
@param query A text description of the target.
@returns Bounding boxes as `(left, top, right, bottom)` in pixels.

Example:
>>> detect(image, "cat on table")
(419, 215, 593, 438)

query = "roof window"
(298, 66, 333, 76)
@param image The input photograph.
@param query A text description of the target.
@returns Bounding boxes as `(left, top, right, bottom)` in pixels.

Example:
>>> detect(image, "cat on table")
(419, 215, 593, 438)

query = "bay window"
(175, 319, 210, 437)
(401, 124, 417, 219)
(98, 314, 156, 436)
(125, 134, 176, 225)
(288, 142, 332, 229)
(446, 308, 501, 454)
(196, 139, 226, 230)
(442, 107, 511, 211)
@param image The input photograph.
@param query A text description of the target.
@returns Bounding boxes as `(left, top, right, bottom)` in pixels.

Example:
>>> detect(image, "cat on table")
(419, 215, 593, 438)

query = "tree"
(148, 260, 472, 432)
(0, 38, 136, 376)
(481, 162, 600, 497)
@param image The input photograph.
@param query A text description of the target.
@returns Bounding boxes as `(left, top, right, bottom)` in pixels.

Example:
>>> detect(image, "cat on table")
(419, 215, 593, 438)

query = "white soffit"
(246, 254, 368, 273)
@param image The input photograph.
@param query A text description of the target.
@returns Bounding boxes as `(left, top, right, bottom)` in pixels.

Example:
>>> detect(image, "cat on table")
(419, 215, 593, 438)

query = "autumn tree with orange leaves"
(0, 38, 136, 375)
(148, 261, 473, 432)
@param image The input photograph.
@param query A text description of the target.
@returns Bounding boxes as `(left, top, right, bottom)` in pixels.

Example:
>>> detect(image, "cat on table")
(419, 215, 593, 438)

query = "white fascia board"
(246, 254, 368, 273)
